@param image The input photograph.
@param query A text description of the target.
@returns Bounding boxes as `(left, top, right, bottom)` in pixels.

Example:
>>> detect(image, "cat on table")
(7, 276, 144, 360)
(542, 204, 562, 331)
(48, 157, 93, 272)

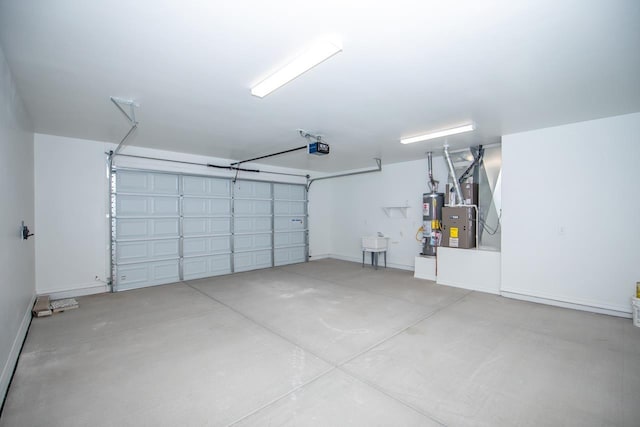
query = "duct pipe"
(427, 152, 437, 192)
(443, 143, 464, 205)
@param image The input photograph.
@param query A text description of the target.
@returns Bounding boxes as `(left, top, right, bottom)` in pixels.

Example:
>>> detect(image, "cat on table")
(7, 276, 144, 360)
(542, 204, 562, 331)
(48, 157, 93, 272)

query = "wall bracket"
(110, 97, 139, 157)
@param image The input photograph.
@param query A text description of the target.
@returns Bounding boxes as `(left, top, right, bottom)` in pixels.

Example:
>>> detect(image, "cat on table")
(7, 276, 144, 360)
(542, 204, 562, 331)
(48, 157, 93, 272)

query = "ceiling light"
(400, 123, 475, 145)
(251, 39, 342, 98)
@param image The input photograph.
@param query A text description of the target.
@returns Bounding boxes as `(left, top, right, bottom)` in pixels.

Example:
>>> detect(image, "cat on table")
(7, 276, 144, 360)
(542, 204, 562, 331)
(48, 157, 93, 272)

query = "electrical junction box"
(442, 206, 476, 249)
(308, 142, 330, 155)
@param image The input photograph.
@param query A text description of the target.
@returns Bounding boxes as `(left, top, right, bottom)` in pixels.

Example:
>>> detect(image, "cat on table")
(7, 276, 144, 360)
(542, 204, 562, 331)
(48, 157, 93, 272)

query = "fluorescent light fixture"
(400, 123, 475, 144)
(251, 39, 342, 98)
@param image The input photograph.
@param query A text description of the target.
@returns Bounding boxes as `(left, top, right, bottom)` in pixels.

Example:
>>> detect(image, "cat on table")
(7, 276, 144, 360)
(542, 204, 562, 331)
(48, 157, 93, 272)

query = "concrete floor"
(2, 259, 639, 426)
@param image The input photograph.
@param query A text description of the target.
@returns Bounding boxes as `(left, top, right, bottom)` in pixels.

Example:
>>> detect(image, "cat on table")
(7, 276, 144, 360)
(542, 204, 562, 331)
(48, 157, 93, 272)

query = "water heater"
(422, 192, 444, 256)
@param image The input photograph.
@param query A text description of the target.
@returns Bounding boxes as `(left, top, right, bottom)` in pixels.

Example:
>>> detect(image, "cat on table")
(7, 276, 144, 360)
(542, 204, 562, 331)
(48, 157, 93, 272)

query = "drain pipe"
(443, 143, 464, 205)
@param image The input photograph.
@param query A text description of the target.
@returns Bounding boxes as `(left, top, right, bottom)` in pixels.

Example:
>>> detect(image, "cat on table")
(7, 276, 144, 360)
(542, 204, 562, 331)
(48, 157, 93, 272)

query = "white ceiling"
(0, 0, 639, 172)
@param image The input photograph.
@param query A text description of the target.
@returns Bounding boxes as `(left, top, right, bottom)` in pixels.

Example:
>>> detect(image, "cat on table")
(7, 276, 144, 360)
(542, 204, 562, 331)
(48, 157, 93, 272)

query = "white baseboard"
(437, 279, 501, 295)
(328, 253, 414, 271)
(501, 289, 632, 318)
(308, 253, 330, 260)
(39, 282, 109, 300)
(1, 294, 35, 404)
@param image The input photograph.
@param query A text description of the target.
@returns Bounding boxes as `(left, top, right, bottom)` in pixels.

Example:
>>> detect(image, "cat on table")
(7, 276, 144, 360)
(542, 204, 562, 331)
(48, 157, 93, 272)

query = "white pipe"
(443, 143, 464, 205)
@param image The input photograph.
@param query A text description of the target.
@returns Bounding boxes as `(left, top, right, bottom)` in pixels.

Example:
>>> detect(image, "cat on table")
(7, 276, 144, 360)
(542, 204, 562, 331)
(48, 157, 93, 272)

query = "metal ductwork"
(443, 143, 464, 205)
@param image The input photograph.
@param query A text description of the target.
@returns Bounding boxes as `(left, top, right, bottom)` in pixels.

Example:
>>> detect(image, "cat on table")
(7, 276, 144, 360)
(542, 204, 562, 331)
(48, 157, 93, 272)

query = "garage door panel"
(183, 217, 231, 236)
(274, 216, 305, 231)
(183, 197, 231, 216)
(116, 195, 180, 217)
(274, 201, 305, 215)
(117, 171, 180, 195)
(274, 247, 306, 266)
(234, 199, 271, 216)
(273, 183, 305, 200)
(234, 250, 272, 272)
(274, 231, 305, 247)
(234, 234, 272, 251)
(273, 184, 306, 200)
(183, 236, 231, 256)
(234, 217, 271, 233)
(116, 239, 180, 264)
(117, 218, 180, 239)
(183, 176, 230, 197)
(115, 260, 180, 291)
(183, 254, 231, 280)
(234, 180, 272, 198)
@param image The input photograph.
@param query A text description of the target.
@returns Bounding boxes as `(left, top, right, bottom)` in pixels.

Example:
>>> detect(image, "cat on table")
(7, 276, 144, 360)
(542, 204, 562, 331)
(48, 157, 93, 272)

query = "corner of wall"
(0, 43, 36, 405)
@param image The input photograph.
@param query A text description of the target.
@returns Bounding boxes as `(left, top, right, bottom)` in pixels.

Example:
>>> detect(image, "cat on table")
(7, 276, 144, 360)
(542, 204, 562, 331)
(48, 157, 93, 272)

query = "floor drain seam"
(337, 368, 448, 427)
(185, 282, 348, 425)
(184, 274, 468, 426)
(184, 281, 336, 367)
(335, 291, 469, 368)
(225, 366, 337, 426)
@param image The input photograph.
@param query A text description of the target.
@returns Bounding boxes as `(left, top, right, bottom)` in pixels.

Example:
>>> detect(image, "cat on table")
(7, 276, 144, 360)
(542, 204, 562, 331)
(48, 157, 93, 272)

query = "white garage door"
(113, 171, 181, 291)
(273, 183, 307, 266)
(233, 180, 273, 272)
(182, 175, 233, 280)
(112, 170, 307, 291)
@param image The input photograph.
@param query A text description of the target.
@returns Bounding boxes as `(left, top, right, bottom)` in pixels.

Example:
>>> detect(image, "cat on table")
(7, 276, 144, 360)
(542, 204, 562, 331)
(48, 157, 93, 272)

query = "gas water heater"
(422, 152, 444, 256)
(422, 192, 444, 256)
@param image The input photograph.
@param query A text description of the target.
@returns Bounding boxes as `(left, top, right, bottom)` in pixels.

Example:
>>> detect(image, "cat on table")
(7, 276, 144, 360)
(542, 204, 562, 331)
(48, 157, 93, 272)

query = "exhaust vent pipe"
(427, 152, 438, 193)
(443, 143, 464, 205)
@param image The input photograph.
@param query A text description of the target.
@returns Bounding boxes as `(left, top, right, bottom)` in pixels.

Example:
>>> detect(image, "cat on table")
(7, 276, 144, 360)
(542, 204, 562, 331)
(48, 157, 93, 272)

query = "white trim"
(42, 282, 109, 300)
(501, 289, 632, 318)
(308, 253, 330, 260)
(437, 279, 501, 295)
(1, 294, 35, 404)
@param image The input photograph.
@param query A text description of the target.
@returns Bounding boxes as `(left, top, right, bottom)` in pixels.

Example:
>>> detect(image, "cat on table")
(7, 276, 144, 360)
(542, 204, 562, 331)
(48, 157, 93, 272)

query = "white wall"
(0, 46, 34, 402)
(34, 134, 314, 296)
(324, 157, 450, 270)
(307, 178, 333, 259)
(34, 135, 109, 296)
(501, 112, 640, 315)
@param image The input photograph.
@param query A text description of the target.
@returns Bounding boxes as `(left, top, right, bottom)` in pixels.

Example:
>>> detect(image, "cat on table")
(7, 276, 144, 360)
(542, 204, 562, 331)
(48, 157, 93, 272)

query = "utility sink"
(362, 236, 389, 250)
